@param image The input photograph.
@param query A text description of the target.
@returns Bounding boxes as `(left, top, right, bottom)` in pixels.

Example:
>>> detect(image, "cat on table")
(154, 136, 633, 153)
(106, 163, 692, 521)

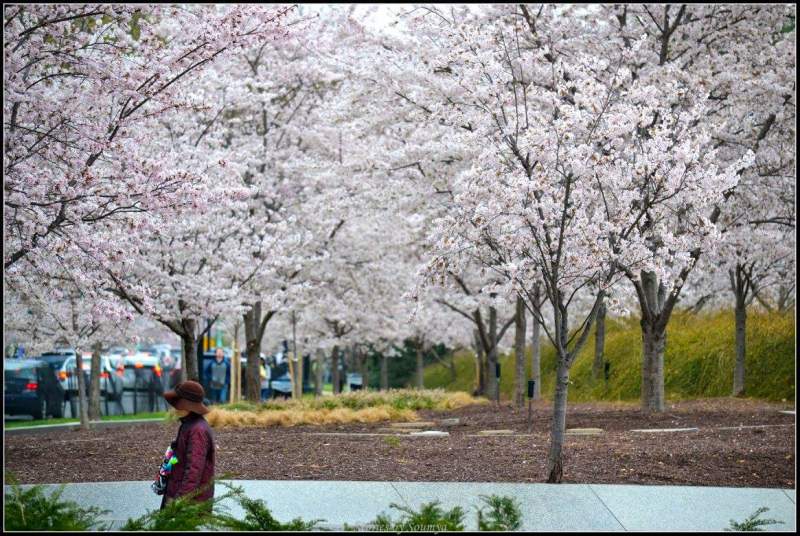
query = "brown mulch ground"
(4, 398, 795, 488)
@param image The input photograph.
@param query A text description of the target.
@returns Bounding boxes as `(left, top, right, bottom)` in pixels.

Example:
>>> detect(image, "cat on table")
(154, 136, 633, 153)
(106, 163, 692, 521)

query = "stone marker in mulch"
(477, 429, 515, 436)
(566, 428, 604, 435)
(466, 433, 535, 438)
(716, 424, 794, 431)
(389, 421, 436, 428)
(408, 430, 449, 438)
(630, 427, 699, 433)
(439, 418, 462, 427)
(779, 410, 795, 415)
(376, 428, 415, 434)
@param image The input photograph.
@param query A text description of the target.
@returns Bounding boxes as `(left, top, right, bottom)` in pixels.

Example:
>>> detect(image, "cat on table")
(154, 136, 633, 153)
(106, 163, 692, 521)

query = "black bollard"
(527, 380, 536, 432)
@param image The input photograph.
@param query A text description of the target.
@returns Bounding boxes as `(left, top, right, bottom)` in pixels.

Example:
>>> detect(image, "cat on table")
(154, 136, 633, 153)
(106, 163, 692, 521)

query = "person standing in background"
(204, 348, 230, 404)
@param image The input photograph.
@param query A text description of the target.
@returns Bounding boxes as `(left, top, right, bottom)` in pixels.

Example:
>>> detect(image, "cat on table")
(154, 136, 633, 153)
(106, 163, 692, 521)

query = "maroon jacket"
(162, 413, 215, 507)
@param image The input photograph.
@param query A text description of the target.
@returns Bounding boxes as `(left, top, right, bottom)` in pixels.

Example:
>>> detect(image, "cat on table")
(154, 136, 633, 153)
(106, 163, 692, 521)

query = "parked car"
(119, 352, 163, 392)
(4, 358, 65, 419)
(59, 354, 123, 400)
(37, 348, 119, 400)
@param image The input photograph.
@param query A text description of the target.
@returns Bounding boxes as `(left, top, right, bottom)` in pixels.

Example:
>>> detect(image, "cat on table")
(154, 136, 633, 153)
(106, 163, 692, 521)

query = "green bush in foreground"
(120, 483, 236, 531)
(5, 471, 518, 532)
(4, 473, 110, 531)
(214, 483, 324, 531)
(475, 494, 523, 531)
(725, 507, 785, 531)
(346, 495, 523, 532)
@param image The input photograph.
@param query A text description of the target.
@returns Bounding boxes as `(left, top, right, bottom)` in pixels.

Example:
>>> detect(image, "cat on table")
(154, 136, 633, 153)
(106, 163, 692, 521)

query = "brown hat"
(164, 381, 210, 415)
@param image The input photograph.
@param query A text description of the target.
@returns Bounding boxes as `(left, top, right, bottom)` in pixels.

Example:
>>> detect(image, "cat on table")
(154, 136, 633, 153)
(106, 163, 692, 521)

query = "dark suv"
(4, 358, 65, 419)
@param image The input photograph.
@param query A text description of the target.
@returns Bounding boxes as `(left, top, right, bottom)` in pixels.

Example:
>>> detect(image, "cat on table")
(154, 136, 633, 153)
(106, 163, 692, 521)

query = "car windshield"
(4, 365, 37, 381)
(38, 355, 69, 369)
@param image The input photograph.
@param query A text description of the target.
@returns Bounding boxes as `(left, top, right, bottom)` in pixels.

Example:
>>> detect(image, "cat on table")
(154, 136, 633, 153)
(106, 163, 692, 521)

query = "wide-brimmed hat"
(164, 380, 210, 415)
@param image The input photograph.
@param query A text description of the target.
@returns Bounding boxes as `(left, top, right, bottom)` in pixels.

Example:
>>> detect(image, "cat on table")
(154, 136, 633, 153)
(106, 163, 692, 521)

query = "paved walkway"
(4, 480, 795, 531)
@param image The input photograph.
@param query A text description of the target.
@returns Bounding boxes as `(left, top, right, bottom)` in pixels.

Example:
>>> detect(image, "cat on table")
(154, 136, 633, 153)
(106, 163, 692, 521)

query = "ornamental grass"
(205, 389, 486, 428)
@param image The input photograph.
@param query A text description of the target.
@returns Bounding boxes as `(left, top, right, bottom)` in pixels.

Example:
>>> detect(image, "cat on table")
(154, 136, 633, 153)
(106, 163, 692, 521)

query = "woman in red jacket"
(160, 380, 215, 510)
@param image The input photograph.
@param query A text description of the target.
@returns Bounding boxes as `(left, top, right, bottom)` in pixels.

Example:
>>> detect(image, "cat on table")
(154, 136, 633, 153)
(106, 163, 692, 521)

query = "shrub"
(215, 483, 324, 531)
(347, 501, 465, 532)
(725, 507, 785, 531)
(120, 485, 235, 531)
(349, 495, 523, 532)
(383, 435, 401, 448)
(4, 473, 110, 531)
(121, 480, 324, 532)
(475, 494, 522, 531)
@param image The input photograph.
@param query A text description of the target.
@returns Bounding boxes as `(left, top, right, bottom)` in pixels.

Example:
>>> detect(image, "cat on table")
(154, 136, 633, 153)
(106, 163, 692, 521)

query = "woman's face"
(173, 408, 190, 418)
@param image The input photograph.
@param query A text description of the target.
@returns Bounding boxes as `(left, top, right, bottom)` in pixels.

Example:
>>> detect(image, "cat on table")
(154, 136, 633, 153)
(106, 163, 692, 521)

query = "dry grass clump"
(296, 388, 487, 411)
(206, 405, 418, 428)
(205, 389, 485, 428)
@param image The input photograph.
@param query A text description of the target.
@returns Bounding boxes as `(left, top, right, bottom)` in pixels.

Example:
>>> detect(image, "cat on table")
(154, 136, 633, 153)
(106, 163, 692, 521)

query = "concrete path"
(4, 480, 795, 531)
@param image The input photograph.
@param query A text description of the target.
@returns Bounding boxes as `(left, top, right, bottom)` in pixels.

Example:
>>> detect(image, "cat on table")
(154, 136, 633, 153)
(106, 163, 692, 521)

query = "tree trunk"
(733, 291, 747, 397)
(340, 347, 348, 392)
(473, 329, 485, 396)
(448, 352, 457, 383)
(592, 297, 606, 382)
(415, 342, 424, 389)
(88, 342, 102, 420)
(514, 296, 526, 408)
(75, 350, 90, 430)
(315, 349, 324, 396)
(88, 343, 101, 419)
(359, 348, 369, 391)
(181, 320, 199, 382)
(531, 307, 541, 400)
(637, 270, 668, 412)
(546, 360, 570, 483)
(332, 346, 341, 395)
(641, 320, 666, 412)
(487, 306, 499, 403)
(231, 321, 241, 403)
(777, 284, 792, 312)
(244, 304, 271, 402)
(380, 352, 388, 391)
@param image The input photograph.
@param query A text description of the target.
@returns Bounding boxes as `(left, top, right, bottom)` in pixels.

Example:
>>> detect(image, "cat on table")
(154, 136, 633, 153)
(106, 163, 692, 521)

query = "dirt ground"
(4, 398, 795, 488)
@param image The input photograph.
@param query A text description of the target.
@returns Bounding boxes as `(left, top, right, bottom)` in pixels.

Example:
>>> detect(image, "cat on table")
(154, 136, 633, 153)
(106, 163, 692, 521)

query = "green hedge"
(424, 309, 795, 402)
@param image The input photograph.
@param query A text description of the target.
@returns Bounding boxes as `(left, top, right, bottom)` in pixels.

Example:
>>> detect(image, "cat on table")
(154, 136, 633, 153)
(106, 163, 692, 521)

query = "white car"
(118, 352, 163, 391)
(55, 354, 123, 400)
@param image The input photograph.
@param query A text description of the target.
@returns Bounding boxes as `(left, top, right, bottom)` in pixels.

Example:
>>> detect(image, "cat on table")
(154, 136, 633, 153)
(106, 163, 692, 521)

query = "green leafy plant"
(215, 483, 324, 531)
(349, 495, 522, 532)
(4, 472, 110, 531)
(120, 474, 238, 531)
(475, 494, 522, 531)
(346, 500, 466, 532)
(725, 507, 785, 531)
(383, 435, 401, 448)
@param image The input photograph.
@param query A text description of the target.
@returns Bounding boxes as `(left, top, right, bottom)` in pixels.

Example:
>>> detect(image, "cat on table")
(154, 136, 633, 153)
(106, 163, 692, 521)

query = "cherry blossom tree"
(587, 4, 795, 411)
(372, 4, 755, 482)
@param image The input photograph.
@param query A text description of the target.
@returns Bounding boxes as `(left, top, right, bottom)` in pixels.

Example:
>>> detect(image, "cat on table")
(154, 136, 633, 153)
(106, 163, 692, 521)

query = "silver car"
(60, 354, 122, 399)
